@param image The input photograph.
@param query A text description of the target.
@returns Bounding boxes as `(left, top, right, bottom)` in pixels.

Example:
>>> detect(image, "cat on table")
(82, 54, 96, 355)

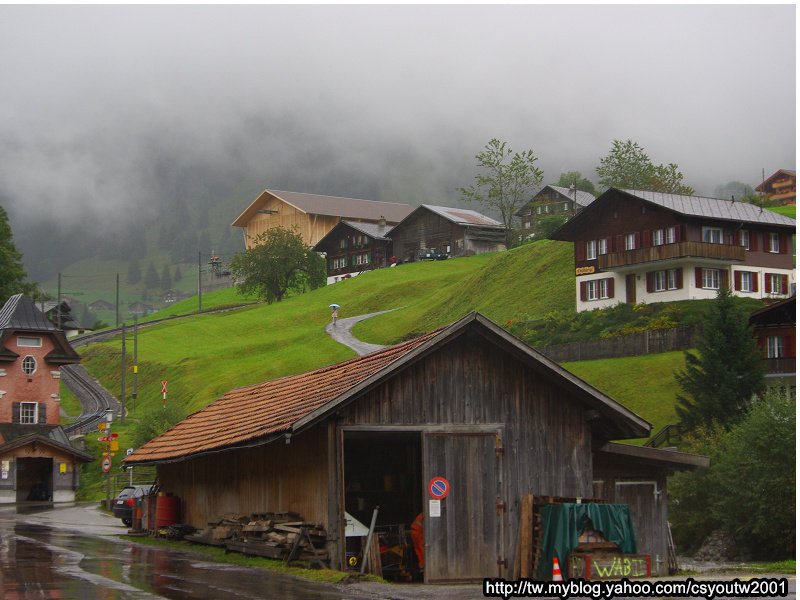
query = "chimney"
(379, 215, 387, 227)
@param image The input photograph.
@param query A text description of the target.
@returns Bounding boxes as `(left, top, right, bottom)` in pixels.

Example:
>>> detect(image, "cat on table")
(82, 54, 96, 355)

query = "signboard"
(576, 266, 596, 276)
(161, 380, 168, 395)
(428, 476, 450, 499)
(97, 422, 107, 431)
(102, 457, 111, 473)
(429, 499, 441, 518)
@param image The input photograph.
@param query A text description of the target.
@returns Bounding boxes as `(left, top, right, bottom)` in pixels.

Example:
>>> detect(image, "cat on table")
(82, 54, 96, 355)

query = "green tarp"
(536, 503, 637, 580)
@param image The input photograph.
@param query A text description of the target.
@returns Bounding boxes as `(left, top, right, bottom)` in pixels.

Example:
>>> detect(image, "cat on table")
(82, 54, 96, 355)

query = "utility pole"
(104, 409, 113, 510)
(115, 273, 120, 327)
(132, 315, 138, 414)
(120, 322, 126, 424)
(57, 273, 62, 330)
(198, 251, 203, 313)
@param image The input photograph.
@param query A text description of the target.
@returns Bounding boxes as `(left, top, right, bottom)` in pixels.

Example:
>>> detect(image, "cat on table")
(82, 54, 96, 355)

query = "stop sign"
(102, 457, 111, 473)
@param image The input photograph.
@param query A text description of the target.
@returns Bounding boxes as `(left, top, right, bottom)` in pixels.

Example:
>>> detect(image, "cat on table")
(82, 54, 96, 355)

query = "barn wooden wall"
(244, 195, 339, 248)
(157, 426, 329, 530)
(390, 211, 466, 260)
(337, 329, 595, 577)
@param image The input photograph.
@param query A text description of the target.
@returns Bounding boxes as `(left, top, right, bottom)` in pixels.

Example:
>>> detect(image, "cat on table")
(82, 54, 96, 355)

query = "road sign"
(97, 422, 107, 431)
(428, 476, 450, 499)
(102, 457, 111, 473)
(161, 380, 168, 394)
(97, 436, 107, 443)
(110, 433, 118, 439)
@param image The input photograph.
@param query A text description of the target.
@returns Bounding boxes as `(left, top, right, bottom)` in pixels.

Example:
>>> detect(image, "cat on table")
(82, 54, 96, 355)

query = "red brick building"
(0, 294, 92, 502)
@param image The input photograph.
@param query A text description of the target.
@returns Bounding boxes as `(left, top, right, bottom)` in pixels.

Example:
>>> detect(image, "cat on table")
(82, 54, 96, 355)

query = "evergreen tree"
(144, 261, 160, 289)
(127, 258, 142, 285)
(160, 265, 173, 290)
(0, 205, 38, 303)
(675, 288, 765, 431)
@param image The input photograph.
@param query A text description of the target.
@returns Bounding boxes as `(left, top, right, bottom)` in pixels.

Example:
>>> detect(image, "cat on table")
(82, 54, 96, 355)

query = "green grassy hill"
(72, 240, 705, 496)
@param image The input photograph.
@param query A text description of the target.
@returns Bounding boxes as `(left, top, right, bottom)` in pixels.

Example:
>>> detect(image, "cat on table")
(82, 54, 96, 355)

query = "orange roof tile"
(125, 328, 442, 464)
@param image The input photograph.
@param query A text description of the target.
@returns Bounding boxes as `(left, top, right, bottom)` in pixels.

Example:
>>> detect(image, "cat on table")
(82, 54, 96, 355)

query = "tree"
(714, 181, 754, 201)
(556, 171, 597, 196)
(229, 227, 326, 303)
(126, 258, 142, 285)
(596, 139, 694, 195)
(674, 288, 764, 432)
(160, 265, 172, 290)
(144, 261, 160, 289)
(0, 205, 39, 303)
(459, 138, 544, 248)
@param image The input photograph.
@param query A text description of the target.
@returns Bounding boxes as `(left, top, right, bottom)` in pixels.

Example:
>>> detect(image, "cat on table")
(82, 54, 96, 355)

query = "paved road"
(326, 311, 394, 356)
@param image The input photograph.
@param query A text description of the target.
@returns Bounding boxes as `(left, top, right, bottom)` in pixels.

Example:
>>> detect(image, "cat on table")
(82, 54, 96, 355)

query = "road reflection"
(0, 506, 363, 599)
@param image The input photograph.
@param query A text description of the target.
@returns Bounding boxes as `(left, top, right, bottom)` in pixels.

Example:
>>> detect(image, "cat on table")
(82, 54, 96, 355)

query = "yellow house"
(232, 189, 413, 249)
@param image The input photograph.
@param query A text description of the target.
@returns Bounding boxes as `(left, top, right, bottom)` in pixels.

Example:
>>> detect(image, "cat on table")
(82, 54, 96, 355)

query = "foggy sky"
(0, 4, 795, 232)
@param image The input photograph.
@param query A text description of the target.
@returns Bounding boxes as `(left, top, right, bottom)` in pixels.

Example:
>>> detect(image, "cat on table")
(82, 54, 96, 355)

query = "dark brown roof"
(0, 295, 57, 332)
(0, 424, 94, 462)
(125, 313, 650, 465)
(232, 189, 414, 227)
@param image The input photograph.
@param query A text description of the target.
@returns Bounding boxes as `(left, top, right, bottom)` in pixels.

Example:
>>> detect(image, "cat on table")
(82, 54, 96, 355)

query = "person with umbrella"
(330, 303, 339, 325)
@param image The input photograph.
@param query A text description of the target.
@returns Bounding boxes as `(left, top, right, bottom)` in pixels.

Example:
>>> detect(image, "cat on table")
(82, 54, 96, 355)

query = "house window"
(563, 202, 569, 211)
(650, 269, 680, 292)
(598, 238, 608, 255)
(536, 206, 543, 215)
(524, 221, 531, 229)
(665, 226, 676, 244)
(624, 233, 636, 250)
(17, 336, 42, 348)
(587, 279, 611, 300)
(21, 356, 37, 375)
(586, 240, 597, 260)
(702, 227, 723, 244)
(652, 229, 665, 246)
(332, 256, 347, 270)
(768, 233, 781, 253)
(702, 268, 720, 290)
(768, 273, 784, 294)
(767, 336, 784, 359)
(740, 272, 753, 292)
(354, 253, 369, 266)
(338, 238, 348, 249)
(739, 230, 750, 250)
(653, 270, 667, 292)
(20, 402, 38, 424)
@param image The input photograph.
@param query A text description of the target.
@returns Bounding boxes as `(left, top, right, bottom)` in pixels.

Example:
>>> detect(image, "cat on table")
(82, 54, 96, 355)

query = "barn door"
(423, 431, 500, 582)
(615, 481, 664, 575)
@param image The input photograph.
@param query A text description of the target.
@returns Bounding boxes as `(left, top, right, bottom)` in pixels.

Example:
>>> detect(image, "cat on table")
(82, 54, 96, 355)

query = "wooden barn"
(125, 313, 705, 581)
(387, 204, 506, 262)
(313, 219, 394, 281)
(232, 189, 413, 248)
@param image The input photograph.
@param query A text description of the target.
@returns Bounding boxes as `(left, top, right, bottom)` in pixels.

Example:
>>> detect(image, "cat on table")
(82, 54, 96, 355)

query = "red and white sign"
(428, 476, 450, 499)
(102, 457, 112, 473)
(161, 380, 168, 395)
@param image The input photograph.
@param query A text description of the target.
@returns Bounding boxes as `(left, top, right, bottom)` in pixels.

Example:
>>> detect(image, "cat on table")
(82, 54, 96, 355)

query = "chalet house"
(0, 295, 92, 503)
(755, 169, 796, 206)
(749, 296, 796, 400)
(231, 189, 413, 249)
(125, 312, 705, 581)
(551, 189, 796, 313)
(89, 299, 114, 312)
(516, 185, 596, 231)
(128, 301, 155, 317)
(313, 220, 394, 282)
(388, 205, 506, 262)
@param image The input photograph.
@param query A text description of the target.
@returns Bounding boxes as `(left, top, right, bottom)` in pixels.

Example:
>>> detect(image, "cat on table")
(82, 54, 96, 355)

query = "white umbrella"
(329, 304, 340, 309)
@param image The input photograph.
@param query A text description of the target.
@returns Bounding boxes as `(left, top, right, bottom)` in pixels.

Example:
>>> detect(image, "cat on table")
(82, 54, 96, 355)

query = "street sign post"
(102, 457, 111, 473)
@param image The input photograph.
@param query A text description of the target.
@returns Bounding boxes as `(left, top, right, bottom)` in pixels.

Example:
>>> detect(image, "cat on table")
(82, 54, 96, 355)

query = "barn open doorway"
(343, 431, 422, 581)
(16, 457, 53, 502)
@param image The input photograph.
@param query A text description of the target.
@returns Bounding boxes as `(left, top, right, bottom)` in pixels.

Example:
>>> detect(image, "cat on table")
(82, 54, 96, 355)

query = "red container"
(155, 494, 180, 528)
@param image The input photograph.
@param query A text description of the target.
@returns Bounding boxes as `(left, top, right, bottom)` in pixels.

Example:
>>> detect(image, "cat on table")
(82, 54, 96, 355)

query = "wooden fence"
(538, 325, 701, 363)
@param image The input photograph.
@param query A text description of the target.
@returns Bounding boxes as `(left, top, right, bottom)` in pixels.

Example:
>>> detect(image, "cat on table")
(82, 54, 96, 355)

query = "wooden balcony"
(597, 241, 746, 270)
(763, 357, 796, 376)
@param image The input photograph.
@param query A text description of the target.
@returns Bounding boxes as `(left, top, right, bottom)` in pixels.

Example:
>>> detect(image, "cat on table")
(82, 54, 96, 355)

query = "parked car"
(417, 249, 448, 261)
(113, 485, 153, 526)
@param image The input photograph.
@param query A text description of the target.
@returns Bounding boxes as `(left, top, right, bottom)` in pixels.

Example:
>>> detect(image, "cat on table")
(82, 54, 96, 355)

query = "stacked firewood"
(186, 511, 328, 565)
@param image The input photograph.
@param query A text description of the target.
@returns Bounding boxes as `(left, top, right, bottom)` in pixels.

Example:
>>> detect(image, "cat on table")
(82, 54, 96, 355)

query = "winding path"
(325, 310, 394, 355)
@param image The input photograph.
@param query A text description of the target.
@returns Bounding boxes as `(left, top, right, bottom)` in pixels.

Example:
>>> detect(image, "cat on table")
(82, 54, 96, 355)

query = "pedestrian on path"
(330, 303, 339, 325)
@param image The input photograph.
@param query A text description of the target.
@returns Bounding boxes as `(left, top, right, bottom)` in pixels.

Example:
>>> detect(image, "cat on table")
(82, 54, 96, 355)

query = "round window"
(22, 355, 37, 375)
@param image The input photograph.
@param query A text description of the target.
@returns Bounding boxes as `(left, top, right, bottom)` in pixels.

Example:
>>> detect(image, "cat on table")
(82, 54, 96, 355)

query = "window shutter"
(579, 281, 587, 301)
(634, 231, 641, 249)
(785, 334, 795, 358)
(614, 235, 624, 252)
(605, 237, 612, 252)
(695, 267, 703, 288)
(642, 230, 652, 247)
(676, 267, 684, 289)
(575, 242, 586, 261)
(781, 275, 789, 295)
(675, 225, 684, 243)
(763, 233, 769, 251)
(12, 402, 20, 424)
(646, 272, 655, 293)
(38, 403, 46, 424)
(750, 233, 758, 252)
(607, 278, 615, 298)
(764, 273, 771, 293)
(734, 271, 742, 291)
(721, 269, 729, 290)
(752, 272, 758, 292)
(779, 234, 788, 254)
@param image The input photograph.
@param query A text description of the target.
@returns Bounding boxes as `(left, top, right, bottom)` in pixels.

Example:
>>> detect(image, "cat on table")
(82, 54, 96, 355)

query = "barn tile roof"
(125, 313, 652, 465)
(125, 328, 443, 464)
(232, 189, 414, 227)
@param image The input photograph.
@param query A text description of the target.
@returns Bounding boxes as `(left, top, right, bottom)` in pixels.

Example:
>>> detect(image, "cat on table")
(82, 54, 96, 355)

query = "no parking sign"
(428, 476, 450, 499)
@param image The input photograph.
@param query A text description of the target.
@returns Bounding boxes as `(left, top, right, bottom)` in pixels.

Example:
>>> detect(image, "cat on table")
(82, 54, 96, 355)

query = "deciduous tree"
(460, 138, 544, 248)
(230, 227, 326, 303)
(556, 171, 597, 196)
(596, 139, 694, 195)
